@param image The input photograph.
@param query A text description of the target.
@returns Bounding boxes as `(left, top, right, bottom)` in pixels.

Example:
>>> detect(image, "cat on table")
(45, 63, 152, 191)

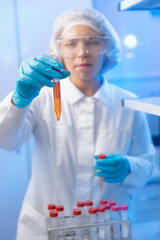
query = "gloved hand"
(12, 55, 70, 108)
(94, 154, 130, 183)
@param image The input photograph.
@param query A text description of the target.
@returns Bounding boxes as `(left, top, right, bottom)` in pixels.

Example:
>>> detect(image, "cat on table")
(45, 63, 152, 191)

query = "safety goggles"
(56, 36, 109, 58)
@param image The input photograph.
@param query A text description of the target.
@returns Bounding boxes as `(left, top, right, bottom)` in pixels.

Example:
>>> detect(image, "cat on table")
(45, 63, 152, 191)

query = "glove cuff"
(12, 89, 34, 108)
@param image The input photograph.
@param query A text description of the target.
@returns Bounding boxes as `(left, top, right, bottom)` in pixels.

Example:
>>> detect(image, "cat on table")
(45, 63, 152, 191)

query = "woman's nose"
(76, 44, 89, 57)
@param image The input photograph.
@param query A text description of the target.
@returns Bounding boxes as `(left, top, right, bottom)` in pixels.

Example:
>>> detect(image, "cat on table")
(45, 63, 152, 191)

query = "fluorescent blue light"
(124, 34, 137, 48)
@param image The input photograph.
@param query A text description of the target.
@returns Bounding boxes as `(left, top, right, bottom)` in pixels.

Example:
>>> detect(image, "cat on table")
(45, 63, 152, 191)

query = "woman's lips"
(76, 63, 92, 68)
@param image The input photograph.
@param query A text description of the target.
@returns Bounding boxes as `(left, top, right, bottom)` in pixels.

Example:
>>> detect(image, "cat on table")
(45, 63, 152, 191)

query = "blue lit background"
(0, 1, 160, 239)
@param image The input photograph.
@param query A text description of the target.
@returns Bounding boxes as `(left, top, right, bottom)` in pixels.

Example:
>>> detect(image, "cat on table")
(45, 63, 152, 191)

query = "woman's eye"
(65, 41, 77, 47)
(89, 40, 101, 45)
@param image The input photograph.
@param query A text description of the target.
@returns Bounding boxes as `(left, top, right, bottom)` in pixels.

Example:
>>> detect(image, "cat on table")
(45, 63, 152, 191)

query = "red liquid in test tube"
(51, 68, 61, 121)
(53, 79, 61, 121)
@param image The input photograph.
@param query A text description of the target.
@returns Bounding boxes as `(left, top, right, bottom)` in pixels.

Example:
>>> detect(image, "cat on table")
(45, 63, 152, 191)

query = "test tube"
(108, 202, 117, 238)
(73, 209, 82, 240)
(120, 204, 129, 238)
(48, 210, 59, 239)
(88, 207, 98, 240)
(103, 203, 111, 239)
(111, 205, 120, 238)
(53, 78, 61, 121)
(97, 206, 106, 240)
(77, 201, 85, 215)
(49, 210, 58, 228)
(85, 200, 93, 214)
(103, 204, 111, 220)
(56, 205, 64, 217)
(97, 154, 106, 190)
(77, 201, 87, 225)
(56, 205, 64, 228)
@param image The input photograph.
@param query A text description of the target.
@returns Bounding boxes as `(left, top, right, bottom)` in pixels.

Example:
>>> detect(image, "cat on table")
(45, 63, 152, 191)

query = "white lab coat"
(0, 77, 155, 240)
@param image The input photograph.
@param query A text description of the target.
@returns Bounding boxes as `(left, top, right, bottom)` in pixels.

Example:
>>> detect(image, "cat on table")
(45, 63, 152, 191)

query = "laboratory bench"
(24, 220, 160, 240)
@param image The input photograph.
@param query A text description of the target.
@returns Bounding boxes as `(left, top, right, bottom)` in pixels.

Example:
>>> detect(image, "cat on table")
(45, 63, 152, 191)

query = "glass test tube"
(97, 206, 106, 240)
(48, 210, 59, 239)
(49, 210, 58, 228)
(103, 203, 112, 239)
(56, 205, 64, 217)
(56, 205, 64, 228)
(77, 201, 85, 215)
(85, 200, 93, 218)
(53, 78, 61, 121)
(77, 201, 87, 226)
(97, 154, 106, 190)
(88, 207, 98, 240)
(73, 209, 82, 240)
(111, 205, 120, 238)
(120, 204, 129, 238)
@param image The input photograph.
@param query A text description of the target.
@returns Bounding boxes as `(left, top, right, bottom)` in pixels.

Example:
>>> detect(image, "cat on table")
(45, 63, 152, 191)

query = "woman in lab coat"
(0, 7, 155, 240)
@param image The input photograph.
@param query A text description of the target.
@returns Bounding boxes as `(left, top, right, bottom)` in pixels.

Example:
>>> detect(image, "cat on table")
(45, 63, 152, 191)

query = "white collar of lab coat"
(93, 79, 109, 107)
(62, 76, 109, 106)
(62, 77, 85, 103)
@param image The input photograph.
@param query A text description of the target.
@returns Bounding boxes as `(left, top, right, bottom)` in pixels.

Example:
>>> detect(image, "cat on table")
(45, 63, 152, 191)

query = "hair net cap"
(49, 7, 122, 73)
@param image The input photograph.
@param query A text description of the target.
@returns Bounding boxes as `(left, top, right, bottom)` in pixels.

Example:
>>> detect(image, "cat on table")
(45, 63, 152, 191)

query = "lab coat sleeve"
(0, 92, 37, 151)
(124, 111, 156, 188)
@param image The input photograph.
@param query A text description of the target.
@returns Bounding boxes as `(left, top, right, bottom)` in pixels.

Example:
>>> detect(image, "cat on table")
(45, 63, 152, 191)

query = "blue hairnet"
(48, 7, 122, 73)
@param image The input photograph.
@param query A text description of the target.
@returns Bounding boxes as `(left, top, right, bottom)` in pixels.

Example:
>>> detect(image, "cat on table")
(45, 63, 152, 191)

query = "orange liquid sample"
(53, 81, 61, 120)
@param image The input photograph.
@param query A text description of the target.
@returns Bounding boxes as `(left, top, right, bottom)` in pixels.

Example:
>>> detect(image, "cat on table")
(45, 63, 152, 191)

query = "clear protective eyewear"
(57, 36, 109, 58)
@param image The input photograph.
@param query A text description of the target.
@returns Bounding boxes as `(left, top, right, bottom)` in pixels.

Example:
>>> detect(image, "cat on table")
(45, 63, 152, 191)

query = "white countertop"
(122, 97, 160, 116)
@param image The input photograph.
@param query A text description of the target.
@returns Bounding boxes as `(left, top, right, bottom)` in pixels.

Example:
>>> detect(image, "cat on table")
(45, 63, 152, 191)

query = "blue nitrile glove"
(94, 154, 130, 183)
(12, 55, 70, 108)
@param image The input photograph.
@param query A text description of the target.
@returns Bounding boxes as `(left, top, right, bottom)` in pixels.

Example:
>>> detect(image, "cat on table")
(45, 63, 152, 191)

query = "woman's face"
(58, 25, 105, 84)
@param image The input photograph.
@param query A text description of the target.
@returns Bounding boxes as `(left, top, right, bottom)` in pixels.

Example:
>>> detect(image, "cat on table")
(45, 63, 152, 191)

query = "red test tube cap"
(73, 209, 81, 216)
(108, 200, 116, 206)
(88, 207, 97, 214)
(120, 204, 128, 211)
(56, 205, 64, 212)
(97, 206, 106, 212)
(85, 200, 93, 207)
(98, 154, 106, 159)
(48, 204, 56, 210)
(77, 201, 85, 208)
(100, 199, 107, 205)
(111, 205, 120, 212)
(50, 210, 58, 218)
(103, 203, 111, 210)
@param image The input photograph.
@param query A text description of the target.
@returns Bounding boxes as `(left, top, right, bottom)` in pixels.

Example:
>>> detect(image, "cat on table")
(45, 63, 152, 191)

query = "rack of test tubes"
(46, 199, 132, 240)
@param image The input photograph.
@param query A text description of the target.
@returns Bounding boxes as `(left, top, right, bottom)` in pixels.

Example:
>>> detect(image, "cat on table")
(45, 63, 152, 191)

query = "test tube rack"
(46, 215, 132, 240)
